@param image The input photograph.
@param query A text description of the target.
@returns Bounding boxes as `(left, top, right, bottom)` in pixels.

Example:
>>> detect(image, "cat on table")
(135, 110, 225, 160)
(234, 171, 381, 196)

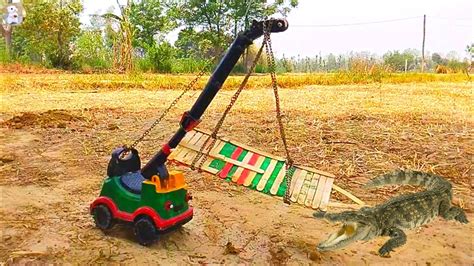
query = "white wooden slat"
(182, 132, 204, 163)
(170, 131, 196, 160)
(304, 174, 320, 207)
(319, 177, 334, 211)
(297, 172, 313, 205)
(290, 170, 308, 202)
(176, 132, 202, 161)
(312, 174, 327, 209)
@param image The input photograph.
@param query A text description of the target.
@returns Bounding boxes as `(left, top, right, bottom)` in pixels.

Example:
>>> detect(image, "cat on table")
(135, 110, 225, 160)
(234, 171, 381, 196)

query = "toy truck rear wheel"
(134, 216, 157, 246)
(92, 204, 115, 230)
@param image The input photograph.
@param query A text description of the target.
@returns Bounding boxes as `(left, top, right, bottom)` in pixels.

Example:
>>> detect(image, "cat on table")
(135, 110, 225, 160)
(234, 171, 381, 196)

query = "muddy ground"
(0, 81, 472, 264)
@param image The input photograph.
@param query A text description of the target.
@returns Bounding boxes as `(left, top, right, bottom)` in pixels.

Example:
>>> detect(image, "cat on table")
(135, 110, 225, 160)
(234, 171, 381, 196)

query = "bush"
(141, 42, 175, 73)
(447, 60, 469, 73)
(171, 58, 211, 73)
(335, 58, 388, 83)
(72, 30, 112, 71)
(435, 62, 469, 74)
(0, 46, 9, 63)
(254, 63, 268, 73)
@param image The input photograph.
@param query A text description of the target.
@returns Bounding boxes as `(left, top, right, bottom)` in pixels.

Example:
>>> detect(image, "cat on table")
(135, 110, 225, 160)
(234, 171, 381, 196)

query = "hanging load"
(169, 129, 336, 210)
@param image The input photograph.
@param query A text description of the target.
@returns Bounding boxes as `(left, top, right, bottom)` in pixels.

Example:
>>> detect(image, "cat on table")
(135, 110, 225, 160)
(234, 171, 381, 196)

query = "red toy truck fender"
(90, 196, 193, 230)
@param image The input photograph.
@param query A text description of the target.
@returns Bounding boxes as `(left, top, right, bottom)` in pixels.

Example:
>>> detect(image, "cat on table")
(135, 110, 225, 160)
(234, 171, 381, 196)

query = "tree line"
(279, 48, 472, 74)
(1, 0, 472, 74)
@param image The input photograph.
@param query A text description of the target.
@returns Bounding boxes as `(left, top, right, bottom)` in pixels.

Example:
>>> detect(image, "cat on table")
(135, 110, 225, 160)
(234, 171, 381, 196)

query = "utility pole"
(421, 14, 426, 72)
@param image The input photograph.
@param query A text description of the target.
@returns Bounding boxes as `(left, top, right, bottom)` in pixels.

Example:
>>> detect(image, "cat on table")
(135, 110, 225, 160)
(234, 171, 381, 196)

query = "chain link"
(190, 19, 295, 205)
(263, 20, 295, 204)
(190, 41, 266, 170)
(128, 61, 214, 150)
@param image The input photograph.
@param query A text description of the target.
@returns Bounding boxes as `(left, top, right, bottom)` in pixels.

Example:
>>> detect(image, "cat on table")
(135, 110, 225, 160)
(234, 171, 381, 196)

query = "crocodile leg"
(378, 228, 407, 257)
(439, 200, 469, 223)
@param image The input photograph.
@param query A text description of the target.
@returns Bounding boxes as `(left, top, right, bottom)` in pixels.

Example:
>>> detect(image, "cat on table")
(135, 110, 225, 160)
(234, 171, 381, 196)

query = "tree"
(72, 29, 112, 71)
(172, 0, 298, 59)
(431, 53, 444, 65)
(12, 0, 82, 68)
(129, 0, 176, 49)
(326, 53, 337, 71)
(102, 0, 134, 72)
(466, 44, 473, 70)
(467, 44, 474, 58)
(383, 50, 415, 72)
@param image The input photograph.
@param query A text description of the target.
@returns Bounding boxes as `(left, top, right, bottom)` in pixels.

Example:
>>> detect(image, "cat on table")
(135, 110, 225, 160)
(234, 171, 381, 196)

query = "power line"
(291, 16, 422, 28)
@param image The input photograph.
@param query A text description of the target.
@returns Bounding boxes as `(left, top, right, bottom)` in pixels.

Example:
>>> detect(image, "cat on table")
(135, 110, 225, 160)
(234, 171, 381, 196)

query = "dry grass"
(0, 72, 470, 93)
(1, 76, 472, 206)
(1, 74, 472, 264)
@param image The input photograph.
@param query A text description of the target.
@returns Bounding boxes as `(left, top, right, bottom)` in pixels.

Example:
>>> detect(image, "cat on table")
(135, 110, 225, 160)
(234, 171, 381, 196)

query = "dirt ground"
(0, 79, 472, 264)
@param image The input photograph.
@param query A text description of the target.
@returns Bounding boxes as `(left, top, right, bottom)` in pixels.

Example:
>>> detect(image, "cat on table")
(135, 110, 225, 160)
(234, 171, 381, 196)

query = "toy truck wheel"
(134, 216, 157, 246)
(92, 204, 115, 230)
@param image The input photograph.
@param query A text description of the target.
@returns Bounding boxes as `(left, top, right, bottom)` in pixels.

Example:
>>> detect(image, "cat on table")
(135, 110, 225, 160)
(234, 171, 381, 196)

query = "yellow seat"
(149, 171, 187, 193)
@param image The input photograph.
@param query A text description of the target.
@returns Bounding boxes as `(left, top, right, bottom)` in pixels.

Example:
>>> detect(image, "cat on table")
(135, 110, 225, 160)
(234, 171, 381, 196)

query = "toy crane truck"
(90, 19, 289, 245)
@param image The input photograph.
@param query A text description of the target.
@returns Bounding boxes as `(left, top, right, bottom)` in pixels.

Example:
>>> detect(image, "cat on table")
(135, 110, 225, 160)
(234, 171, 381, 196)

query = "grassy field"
(0, 73, 472, 264)
(0, 72, 471, 92)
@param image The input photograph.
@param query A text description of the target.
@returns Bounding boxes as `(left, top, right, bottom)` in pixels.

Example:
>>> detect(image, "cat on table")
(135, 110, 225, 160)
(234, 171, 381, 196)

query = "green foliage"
(129, 0, 176, 49)
(254, 63, 269, 73)
(431, 52, 469, 73)
(72, 29, 112, 71)
(383, 50, 416, 71)
(12, 0, 82, 68)
(466, 43, 474, 58)
(175, 28, 222, 59)
(5, 0, 468, 76)
(102, 3, 135, 72)
(431, 53, 446, 66)
(172, 0, 298, 59)
(138, 42, 175, 73)
(171, 58, 211, 73)
(336, 58, 387, 83)
(0, 40, 9, 63)
(446, 60, 469, 73)
(278, 55, 294, 72)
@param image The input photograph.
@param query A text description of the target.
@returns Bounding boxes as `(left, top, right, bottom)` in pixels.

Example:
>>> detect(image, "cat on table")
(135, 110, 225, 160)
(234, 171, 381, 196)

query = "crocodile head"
(314, 208, 377, 251)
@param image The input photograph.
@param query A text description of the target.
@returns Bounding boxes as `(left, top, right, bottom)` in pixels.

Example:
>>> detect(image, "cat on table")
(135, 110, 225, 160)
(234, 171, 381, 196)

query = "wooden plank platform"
(168, 128, 363, 210)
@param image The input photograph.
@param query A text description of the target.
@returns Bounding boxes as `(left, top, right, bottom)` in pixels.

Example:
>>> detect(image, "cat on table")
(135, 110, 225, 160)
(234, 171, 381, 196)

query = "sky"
(80, 0, 473, 59)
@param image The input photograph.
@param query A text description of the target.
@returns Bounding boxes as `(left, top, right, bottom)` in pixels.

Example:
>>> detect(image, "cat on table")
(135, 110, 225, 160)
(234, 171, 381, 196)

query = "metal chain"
(263, 20, 295, 204)
(128, 60, 215, 150)
(185, 20, 294, 204)
(191, 41, 266, 171)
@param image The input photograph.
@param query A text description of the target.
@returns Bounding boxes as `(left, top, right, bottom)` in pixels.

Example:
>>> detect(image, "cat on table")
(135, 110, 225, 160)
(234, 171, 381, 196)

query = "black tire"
(92, 204, 115, 230)
(134, 216, 157, 246)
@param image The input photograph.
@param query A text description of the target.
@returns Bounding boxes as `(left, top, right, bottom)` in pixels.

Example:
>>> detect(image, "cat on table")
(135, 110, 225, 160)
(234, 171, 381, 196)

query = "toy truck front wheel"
(92, 204, 115, 230)
(134, 216, 157, 246)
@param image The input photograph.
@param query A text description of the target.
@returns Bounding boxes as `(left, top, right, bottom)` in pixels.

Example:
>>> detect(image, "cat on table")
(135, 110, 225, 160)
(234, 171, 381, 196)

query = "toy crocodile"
(313, 170, 469, 256)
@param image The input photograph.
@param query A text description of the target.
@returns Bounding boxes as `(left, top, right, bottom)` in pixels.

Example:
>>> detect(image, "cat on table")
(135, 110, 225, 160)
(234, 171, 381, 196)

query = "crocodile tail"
(364, 170, 450, 189)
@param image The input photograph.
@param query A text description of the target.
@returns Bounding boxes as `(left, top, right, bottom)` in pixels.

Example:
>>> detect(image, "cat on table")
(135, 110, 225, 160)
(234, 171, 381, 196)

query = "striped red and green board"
(169, 129, 335, 210)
